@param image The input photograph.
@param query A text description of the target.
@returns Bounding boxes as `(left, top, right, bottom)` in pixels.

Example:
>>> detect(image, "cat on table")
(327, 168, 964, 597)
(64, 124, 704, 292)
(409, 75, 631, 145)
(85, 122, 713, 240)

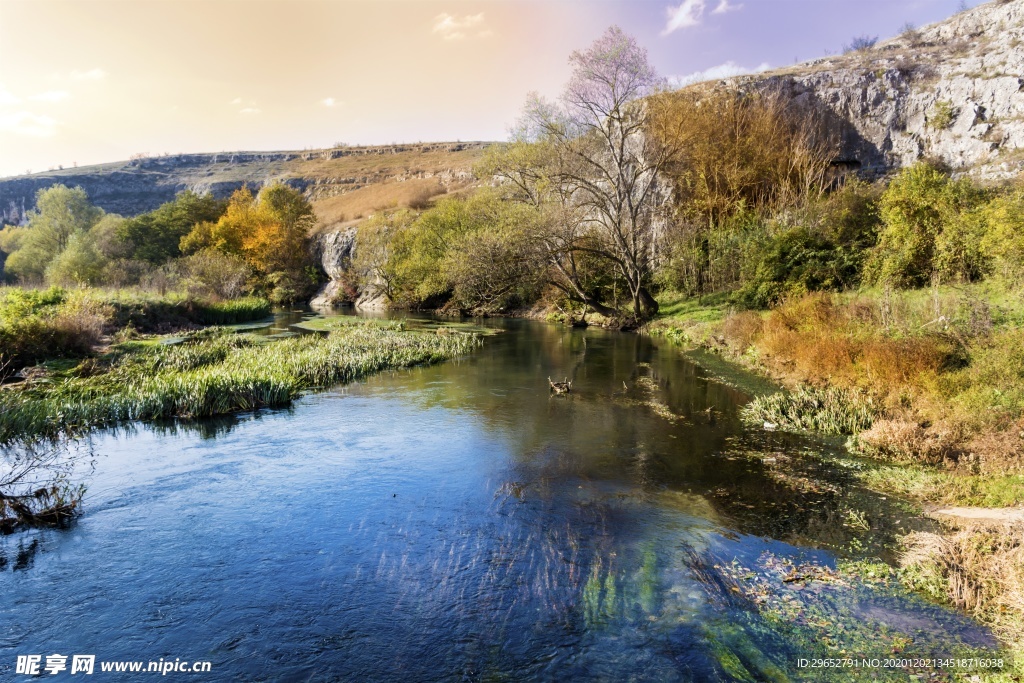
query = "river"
(0, 313, 1000, 681)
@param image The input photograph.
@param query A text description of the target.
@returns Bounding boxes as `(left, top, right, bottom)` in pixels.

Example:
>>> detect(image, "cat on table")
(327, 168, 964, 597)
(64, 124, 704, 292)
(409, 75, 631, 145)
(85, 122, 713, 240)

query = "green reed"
(0, 322, 481, 442)
(741, 384, 876, 435)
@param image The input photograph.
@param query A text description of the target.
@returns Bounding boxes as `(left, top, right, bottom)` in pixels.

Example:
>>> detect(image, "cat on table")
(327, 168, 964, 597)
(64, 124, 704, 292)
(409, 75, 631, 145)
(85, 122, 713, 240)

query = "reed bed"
(741, 384, 877, 435)
(100, 291, 272, 329)
(0, 322, 480, 442)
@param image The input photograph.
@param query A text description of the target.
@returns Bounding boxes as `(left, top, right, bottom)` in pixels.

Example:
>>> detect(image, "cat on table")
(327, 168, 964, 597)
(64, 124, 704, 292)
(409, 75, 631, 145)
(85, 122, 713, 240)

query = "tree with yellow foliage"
(180, 183, 319, 302)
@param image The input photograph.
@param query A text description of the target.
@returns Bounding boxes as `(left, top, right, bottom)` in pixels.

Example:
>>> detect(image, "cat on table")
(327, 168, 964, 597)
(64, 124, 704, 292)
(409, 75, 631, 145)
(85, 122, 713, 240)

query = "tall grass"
(0, 287, 271, 373)
(741, 384, 877, 434)
(0, 322, 480, 442)
(902, 526, 1024, 655)
(96, 289, 271, 329)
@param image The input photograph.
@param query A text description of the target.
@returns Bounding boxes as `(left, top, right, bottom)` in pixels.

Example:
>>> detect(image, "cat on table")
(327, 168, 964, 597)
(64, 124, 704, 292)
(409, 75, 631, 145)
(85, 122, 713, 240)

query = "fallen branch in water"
(1, 439, 89, 534)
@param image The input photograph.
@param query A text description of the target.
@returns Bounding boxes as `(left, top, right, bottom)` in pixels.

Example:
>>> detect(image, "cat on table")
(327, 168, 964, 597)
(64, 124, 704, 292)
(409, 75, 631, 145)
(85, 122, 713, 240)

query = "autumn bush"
(179, 184, 320, 303)
(721, 310, 763, 349)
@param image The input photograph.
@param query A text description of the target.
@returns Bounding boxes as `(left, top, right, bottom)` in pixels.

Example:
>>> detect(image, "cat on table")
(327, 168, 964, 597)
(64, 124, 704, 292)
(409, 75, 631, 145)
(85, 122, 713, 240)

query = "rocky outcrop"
(702, 0, 1024, 179)
(305, 224, 389, 309)
(310, 228, 356, 308)
(310, 225, 392, 310)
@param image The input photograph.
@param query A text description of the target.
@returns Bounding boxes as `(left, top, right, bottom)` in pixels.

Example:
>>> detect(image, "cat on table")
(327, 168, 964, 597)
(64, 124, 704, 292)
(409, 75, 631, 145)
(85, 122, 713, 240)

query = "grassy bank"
(0, 320, 480, 443)
(654, 284, 1024, 475)
(652, 284, 1024, 662)
(0, 286, 271, 375)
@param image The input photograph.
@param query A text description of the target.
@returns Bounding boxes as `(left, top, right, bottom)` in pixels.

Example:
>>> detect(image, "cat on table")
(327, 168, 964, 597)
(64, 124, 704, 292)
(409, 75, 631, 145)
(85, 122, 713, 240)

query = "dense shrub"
(979, 183, 1024, 284)
(354, 190, 547, 313)
(865, 162, 987, 287)
(180, 184, 319, 303)
(735, 181, 879, 307)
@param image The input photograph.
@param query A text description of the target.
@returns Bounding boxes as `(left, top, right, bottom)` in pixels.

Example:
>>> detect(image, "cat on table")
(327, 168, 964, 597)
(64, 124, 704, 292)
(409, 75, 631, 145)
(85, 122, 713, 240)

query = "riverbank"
(0, 319, 481, 444)
(0, 286, 272, 378)
(650, 286, 1024, 662)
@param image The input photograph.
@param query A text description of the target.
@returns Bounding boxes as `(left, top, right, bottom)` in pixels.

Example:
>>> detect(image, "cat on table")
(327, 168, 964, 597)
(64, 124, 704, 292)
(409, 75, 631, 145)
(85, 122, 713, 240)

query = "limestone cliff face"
(722, 0, 1024, 179)
(309, 228, 388, 309)
(310, 228, 355, 308)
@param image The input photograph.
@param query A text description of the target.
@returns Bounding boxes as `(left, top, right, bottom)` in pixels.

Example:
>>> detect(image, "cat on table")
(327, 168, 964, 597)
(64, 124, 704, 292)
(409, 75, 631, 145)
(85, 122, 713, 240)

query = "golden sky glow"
(1, 0, 604, 175)
(0, 0, 971, 177)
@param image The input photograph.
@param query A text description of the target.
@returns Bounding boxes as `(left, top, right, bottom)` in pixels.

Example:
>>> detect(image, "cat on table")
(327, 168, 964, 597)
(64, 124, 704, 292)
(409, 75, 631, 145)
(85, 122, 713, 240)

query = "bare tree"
(517, 26, 670, 320)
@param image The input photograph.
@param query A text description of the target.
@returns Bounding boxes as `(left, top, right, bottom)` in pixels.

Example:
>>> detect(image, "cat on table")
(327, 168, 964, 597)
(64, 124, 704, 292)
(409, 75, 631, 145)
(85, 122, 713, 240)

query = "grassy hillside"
(0, 142, 491, 225)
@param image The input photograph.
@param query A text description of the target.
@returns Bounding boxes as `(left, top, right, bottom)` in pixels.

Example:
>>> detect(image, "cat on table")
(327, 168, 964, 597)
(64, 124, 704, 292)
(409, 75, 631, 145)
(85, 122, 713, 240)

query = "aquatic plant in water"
(741, 385, 876, 435)
(0, 322, 482, 442)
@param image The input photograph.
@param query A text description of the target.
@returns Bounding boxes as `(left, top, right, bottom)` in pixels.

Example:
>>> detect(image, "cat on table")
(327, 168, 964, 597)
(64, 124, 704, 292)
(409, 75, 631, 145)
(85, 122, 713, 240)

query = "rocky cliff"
(720, 0, 1024, 179)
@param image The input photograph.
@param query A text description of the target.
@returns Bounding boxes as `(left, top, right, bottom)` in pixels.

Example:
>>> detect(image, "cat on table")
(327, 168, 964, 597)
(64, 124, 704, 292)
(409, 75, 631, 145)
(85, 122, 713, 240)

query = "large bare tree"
(502, 26, 670, 321)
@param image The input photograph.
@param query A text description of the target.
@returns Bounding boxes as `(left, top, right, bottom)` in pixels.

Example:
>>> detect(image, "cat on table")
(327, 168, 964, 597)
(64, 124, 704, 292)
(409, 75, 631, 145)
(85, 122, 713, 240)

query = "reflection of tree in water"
(0, 438, 94, 535)
(370, 320, 930, 559)
(0, 537, 43, 571)
(146, 412, 249, 441)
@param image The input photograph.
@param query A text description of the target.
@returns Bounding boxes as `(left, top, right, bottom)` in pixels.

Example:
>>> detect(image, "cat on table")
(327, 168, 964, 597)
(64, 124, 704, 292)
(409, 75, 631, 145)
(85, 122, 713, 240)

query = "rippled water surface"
(0, 315, 1000, 681)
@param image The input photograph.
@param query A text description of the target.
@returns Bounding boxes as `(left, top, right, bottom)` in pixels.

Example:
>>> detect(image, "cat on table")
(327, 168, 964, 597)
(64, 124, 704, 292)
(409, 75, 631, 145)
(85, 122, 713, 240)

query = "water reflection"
(0, 313, 1001, 680)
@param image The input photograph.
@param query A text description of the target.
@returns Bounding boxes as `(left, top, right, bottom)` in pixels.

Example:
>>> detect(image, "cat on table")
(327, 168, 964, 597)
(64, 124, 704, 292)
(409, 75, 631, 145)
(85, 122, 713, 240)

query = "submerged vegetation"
(0, 321, 480, 443)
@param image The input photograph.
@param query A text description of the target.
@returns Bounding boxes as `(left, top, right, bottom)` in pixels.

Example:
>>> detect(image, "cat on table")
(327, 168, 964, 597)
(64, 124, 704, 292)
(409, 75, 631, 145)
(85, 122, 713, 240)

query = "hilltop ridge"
(3, 0, 1024, 225)
(0, 142, 490, 225)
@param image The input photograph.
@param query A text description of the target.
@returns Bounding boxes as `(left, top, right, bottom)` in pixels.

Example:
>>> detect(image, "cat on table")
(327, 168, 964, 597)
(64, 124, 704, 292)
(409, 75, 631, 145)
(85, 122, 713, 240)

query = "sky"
(0, 0, 976, 178)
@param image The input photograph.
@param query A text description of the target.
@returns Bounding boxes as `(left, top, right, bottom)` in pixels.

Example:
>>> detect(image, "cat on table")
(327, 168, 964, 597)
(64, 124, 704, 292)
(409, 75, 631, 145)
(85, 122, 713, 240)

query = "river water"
(0, 314, 1001, 681)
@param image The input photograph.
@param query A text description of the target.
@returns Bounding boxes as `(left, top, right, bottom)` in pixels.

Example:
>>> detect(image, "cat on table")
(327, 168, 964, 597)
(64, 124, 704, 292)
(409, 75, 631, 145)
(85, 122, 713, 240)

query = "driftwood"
(0, 489, 80, 534)
(548, 376, 572, 394)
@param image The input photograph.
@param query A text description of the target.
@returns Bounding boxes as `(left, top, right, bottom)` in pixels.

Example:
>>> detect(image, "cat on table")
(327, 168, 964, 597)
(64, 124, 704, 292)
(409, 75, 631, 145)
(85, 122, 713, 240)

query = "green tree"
(980, 184, 1024, 284)
(4, 185, 103, 282)
(866, 162, 985, 287)
(45, 231, 107, 286)
(117, 190, 227, 264)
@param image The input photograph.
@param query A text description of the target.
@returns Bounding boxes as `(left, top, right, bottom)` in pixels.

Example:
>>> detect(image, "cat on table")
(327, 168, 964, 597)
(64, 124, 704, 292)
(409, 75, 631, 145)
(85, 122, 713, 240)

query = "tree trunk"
(639, 287, 659, 316)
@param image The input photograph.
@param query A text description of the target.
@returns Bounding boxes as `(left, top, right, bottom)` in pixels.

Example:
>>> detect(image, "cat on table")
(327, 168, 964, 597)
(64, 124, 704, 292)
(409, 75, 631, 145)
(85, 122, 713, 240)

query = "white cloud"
(0, 85, 21, 106)
(231, 98, 260, 115)
(0, 111, 58, 137)
(432, 12, 490, 41)
(322, 97, 340, 107)
(70, 68, 107, 81)
(669, 60, 771, 87)
(712, 0, 742, 13)
(662, 0, 705, 35)
(28, 90, 70, 103)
